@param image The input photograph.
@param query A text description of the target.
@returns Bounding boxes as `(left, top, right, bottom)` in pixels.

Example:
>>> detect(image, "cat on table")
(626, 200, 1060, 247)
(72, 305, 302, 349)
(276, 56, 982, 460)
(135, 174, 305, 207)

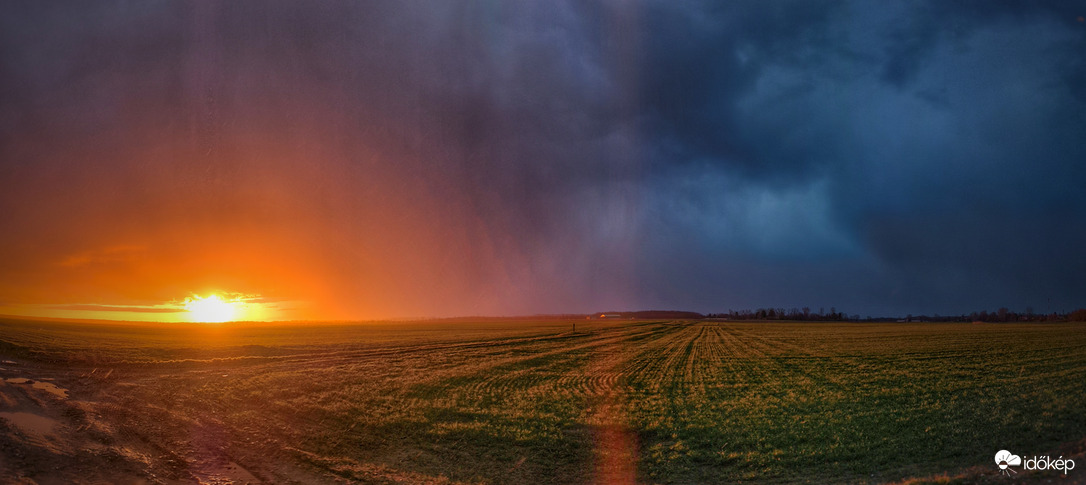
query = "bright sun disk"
(185, 294, 239, 323)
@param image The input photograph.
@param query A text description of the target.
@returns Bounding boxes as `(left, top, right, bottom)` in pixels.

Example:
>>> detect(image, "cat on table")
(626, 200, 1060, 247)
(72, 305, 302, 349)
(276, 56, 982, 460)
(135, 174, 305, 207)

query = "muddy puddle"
(5, 377, 69, 399)
(0, 411, 60, 438)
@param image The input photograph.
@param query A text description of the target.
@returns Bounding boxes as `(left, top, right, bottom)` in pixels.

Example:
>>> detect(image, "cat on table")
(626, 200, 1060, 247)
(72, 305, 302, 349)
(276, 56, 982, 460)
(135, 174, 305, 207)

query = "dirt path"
(0, 358, 323, 484)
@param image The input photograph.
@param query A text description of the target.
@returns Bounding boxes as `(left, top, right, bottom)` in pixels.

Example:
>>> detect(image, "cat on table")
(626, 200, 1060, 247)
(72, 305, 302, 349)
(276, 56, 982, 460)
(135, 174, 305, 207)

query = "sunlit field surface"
(2, 318, 1085, 484)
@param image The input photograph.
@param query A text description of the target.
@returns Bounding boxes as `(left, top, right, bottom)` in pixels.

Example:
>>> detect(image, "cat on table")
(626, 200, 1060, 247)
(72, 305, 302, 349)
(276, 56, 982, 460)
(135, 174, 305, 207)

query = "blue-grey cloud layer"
(1, 1, 1084, 316)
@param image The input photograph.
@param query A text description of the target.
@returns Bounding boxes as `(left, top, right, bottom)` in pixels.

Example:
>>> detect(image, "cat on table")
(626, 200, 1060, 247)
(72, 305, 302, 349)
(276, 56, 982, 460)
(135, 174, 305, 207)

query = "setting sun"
(185, 295, 239, 323)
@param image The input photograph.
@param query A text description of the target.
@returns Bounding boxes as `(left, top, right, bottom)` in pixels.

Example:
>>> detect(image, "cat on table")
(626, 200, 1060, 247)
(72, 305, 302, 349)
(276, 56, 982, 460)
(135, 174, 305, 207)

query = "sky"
(1, 1, 1084, 321)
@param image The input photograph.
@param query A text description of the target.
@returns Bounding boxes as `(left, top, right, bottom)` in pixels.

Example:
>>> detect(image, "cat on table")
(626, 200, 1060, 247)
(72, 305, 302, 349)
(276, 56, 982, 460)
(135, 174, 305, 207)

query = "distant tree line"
(705, 307, 849, 321)
(592, 310, 707, 319)
(939, 307, 1086, 323)
(705, 307, 1086, 322)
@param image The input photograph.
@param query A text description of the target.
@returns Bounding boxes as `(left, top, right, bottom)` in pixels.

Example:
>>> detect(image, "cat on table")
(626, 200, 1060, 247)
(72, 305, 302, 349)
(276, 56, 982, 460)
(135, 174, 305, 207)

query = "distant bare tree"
(997, 307, 1009, 322)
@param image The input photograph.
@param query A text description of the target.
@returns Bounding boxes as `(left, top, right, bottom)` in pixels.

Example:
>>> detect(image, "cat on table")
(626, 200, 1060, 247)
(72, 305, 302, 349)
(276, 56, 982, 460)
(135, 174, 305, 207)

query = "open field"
(2, 317, 1086, 484)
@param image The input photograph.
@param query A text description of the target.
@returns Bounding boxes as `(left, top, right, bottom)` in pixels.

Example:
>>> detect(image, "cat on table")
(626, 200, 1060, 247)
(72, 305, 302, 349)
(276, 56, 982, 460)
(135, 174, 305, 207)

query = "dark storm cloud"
(636, 0, 845, 180)
(630, 0, 1086, 315)
(1, 0, 1084, 317)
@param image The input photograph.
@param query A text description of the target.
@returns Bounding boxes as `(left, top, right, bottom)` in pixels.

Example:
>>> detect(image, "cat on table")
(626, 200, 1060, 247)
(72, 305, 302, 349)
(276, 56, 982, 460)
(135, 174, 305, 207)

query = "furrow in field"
(710, 323, 837, 416)
(393, 322, 679, 403)
(238, 323, 661, 385)
(724, 325, 867, 396)
(610, 323, 691, 383)
(619, 323, 704, 395)
(679, 324, 732, 395)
